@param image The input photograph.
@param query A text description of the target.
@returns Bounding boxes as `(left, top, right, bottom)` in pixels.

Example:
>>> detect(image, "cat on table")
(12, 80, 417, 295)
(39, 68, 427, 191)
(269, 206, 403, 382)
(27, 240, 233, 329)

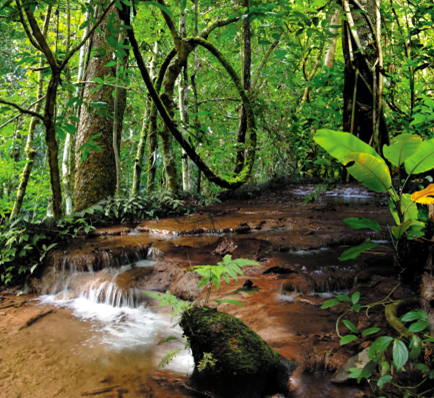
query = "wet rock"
(169, 272, 201, 301)
(331, 347, 370, 383)
(213, 238, 238, 256)
(180, 307, 295, 398)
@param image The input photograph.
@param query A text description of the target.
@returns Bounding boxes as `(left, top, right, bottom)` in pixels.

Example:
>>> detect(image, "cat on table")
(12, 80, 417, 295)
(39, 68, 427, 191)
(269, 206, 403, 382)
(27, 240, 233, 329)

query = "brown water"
(1, 185, 396, 397)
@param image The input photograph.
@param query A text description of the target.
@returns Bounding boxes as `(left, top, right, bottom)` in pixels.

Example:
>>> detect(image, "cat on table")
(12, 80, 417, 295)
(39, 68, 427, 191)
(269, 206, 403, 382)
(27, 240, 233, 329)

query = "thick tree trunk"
(74, 7, 127, 212)
(342, 0, 388, 148)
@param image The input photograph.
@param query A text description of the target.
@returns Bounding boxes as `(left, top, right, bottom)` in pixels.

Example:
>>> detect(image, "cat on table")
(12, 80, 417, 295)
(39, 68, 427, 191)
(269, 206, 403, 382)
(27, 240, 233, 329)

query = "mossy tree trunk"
(74, 7, 127, 212)
(10, 7, 52, 219)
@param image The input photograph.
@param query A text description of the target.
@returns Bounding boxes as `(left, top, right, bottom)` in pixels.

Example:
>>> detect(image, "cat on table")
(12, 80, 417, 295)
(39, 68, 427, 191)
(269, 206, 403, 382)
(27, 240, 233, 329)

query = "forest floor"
(0, 183, 416, 398)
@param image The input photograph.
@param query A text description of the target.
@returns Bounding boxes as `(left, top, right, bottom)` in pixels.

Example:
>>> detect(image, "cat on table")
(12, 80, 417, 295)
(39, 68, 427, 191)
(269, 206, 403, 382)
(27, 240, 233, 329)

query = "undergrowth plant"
(314, 129, 434, 268)
(322, 290, 434, 397)
(143, 255, 260, 370)
(0, 192, 187, 286)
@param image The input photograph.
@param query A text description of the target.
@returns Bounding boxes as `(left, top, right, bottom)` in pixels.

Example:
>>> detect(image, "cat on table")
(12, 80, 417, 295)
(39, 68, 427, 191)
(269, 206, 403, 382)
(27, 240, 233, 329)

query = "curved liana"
(119, 4, 257, 190)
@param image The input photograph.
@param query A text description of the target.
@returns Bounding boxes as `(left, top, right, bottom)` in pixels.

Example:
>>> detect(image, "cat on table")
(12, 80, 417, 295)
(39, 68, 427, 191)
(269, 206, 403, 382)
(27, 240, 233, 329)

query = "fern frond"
(157, 349, 181, 370)
(157, 336, 178, 345)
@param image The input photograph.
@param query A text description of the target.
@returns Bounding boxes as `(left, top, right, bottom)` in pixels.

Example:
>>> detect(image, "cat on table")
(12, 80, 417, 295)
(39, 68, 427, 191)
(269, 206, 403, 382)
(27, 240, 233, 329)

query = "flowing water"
(1, 185, 393, 397)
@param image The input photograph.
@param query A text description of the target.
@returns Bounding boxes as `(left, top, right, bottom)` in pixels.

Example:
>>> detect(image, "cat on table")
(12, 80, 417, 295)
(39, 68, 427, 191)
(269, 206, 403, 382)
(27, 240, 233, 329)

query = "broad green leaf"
(393, 339, 408, 370)
(362, 327, 381, 336)
(343, 218, 381, 232)
(321, 299, 342, 309)
(339, 240, 379, 261)
(411, 184, 434, 204)
(409, 336, 422, 360)
(392, 220, 412, 240)
(336, 294, 352, 302)
(401, 309, 427, 322)
(343, 152, 392, 193)
(353, 304, 362, 313)
(343, 320, 359, 334)
(405, 138, 434, 175)
(340, 335, 358, 345)
(348, 367, 361, 379)
(408, 321, 428, 333)
(369, 336, 393, 360)
(351, 291, 360, 305)
(314, 129, 381, 162)
(383, 134, 422, 167)
(360, 359, 378, 379)
(414, 363, 430, 375)
(377, 375, 392, 388)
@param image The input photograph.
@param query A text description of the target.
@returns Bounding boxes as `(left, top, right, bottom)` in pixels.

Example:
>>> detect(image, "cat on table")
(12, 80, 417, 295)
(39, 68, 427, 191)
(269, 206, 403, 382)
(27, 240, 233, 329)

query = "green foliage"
(157, 348, 181, 370)
(314, 130, 434, 264)
(322, 290, 434, 396)
(302, 183, 328, 205)
(193, 255, 259, 290)
(198, 352, 218, 372)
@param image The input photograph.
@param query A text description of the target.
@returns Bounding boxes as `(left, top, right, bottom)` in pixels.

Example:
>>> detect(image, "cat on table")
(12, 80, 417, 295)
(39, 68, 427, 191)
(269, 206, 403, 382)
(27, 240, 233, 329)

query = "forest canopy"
(0, 0, 433, 220)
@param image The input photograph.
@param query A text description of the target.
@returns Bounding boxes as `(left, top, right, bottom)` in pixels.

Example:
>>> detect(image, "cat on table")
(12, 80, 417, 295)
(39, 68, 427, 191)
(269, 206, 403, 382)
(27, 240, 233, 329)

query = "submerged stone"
(180, 307, 295, 398)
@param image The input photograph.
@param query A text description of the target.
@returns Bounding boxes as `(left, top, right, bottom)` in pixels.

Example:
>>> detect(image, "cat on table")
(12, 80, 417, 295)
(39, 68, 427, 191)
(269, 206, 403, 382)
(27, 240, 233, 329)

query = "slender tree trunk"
(192, 0, 201, 194)
(323, 7, 340, 70)
(10, 6, 52, 219)
(234, 0, 251, 174)
(74, 7, 127, 212)
(131, 41, 159, 196)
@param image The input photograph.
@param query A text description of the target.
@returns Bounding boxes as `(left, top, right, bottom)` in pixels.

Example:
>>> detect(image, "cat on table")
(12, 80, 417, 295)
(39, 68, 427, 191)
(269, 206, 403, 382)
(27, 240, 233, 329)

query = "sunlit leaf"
(383, 133, 422, 167)
(405, 138, 434, 175)
(411, 184, 434, 204)
(314, 129, 381, 162)
(342, 152, 392, 193)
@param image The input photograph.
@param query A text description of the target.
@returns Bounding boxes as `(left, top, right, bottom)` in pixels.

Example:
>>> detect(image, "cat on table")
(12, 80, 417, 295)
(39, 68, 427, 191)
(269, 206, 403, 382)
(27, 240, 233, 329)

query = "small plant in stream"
(143, 255, 260, 370)
(322, 289, 434, 396)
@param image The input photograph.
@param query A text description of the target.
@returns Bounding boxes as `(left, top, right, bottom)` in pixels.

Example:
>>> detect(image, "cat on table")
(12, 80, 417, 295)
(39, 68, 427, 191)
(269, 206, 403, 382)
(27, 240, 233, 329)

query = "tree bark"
(74, 6, 127, 212)
(10, 6, 52, 219)
(323, 7, 340, 70)
(131, 41, 158, 196)
(342, 0, 388, 148)
(234, 0, 251, 174)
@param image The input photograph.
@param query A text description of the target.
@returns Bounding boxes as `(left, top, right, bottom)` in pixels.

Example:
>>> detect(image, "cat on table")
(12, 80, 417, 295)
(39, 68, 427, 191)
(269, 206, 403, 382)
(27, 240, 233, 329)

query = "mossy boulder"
(180, 307, 295, 398)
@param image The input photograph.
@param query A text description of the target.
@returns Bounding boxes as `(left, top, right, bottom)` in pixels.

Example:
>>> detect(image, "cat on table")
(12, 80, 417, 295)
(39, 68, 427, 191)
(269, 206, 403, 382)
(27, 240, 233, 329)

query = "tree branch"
(0, 99, 44, 121)
(199, 16, 241, 39)
(15, 0, 43, 53)
(156, 0, 180, 44)
(25, 7, 58, 71)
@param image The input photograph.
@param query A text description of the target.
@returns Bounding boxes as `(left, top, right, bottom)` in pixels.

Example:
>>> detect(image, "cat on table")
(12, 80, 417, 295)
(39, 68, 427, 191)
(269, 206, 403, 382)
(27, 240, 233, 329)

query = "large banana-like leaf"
(383, 134, 422, 167)
(411, 184, 434, 204)
(342, 152, 392, 193)
(405, 138, 434, 175)
(314, 129, 381, 162)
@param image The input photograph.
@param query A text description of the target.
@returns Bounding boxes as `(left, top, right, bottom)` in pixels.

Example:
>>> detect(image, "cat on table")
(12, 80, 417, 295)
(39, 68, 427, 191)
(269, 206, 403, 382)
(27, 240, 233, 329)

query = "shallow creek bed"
(0, 184, 414, 398)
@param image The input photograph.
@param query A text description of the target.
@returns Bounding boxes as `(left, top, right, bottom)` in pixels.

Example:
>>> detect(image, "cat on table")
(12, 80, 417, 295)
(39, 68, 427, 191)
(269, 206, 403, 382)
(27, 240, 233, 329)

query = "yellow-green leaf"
(383, 133, 422, 167)
(342, 152, 392, 193)
(405, 138, 434, 175)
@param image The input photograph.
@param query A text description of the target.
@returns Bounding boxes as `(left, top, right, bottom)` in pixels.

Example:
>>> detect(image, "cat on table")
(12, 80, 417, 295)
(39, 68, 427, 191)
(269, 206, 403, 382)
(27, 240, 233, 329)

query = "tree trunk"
(74, 7, 127, 212)
(131, 41, 159, 196)
(234, 0, 251, 174)
(323, 7, 340, 70)
(10, 6, 52, 219)
(342, 0, 388, 148)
